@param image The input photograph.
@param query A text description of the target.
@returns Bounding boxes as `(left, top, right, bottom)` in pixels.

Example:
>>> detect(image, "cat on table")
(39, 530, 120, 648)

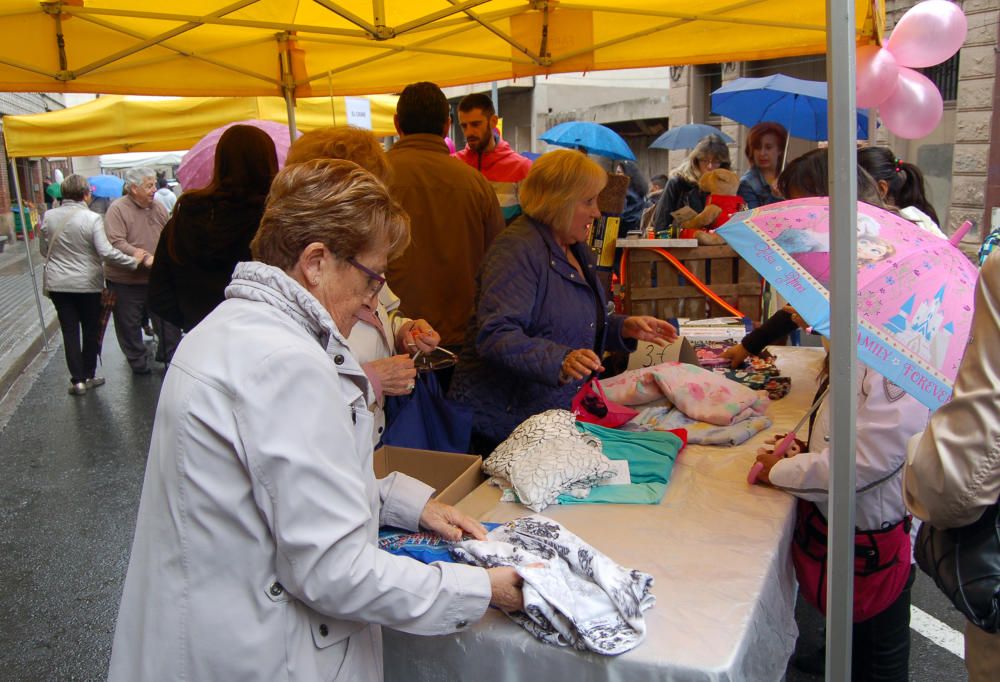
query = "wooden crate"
(624, 245, 763, 322)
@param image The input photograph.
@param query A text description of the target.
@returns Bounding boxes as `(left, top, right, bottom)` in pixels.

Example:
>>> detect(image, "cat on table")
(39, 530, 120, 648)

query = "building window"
(919, 53, 959, 102)
(693, 63, 723, 125)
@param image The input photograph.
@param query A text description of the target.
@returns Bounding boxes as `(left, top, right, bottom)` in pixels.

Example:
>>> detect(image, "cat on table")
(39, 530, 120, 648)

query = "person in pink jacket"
(455, 92, 532, 222)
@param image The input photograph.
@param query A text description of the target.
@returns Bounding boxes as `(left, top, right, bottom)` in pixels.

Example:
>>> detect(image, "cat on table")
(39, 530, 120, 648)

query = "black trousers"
(107, 281, 181, 369)
(852, 564, 916, 682)
(49, 291, 102, 384)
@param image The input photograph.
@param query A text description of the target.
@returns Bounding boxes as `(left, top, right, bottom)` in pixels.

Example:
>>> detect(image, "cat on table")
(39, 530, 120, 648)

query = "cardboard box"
(373, 446, 484, 506)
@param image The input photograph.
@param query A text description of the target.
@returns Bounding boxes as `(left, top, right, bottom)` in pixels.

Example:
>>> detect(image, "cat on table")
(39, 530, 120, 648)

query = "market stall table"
(384, 346, 825, 682)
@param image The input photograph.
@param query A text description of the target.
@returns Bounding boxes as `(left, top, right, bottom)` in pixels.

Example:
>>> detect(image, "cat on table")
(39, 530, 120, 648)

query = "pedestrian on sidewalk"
(39, 174, 149, 394)
(104, 167, 181, 373)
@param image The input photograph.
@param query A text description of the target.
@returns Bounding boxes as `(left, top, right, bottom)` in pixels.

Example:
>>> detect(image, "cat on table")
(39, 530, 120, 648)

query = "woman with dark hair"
(148, 125, 279, 334)
(857, 146, 945, 238)
(650, 134, 732, 232)
(737, 121, 787, 208)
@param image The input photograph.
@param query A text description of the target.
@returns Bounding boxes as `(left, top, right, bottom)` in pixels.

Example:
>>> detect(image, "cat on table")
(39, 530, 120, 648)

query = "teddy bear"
(677, 168, 747, 244)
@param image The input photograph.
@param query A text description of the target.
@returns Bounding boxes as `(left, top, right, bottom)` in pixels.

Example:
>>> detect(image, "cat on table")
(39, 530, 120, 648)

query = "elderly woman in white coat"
(39, 174, 149, 395)
(904, 252, 1000, 682)
(108, 160, 522, 682)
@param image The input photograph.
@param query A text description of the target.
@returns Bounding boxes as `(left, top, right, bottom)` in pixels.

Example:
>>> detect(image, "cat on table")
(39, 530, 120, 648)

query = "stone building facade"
(665, 0, 999, 253)
(0, 93, 69, 240)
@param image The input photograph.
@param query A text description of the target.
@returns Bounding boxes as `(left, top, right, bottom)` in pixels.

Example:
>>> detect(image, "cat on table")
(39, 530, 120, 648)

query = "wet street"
(0, 327, 972, 681)
(0, 331, 160, 680)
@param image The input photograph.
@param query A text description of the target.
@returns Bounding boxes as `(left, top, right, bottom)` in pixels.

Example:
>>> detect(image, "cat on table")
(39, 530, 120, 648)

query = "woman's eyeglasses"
(346, 257, 386, 296)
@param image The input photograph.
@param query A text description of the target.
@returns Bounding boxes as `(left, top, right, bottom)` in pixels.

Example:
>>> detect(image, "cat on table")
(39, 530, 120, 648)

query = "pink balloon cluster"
(856, 0, 967, 139)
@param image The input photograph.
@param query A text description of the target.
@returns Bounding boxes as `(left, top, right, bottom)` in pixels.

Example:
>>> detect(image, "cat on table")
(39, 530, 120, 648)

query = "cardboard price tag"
(626, 336, 698, 371)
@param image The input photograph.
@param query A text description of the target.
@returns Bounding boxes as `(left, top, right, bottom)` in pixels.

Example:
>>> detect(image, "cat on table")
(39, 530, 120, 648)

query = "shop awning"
(0, 1, 881, 97)
(2, 94, 398, 157)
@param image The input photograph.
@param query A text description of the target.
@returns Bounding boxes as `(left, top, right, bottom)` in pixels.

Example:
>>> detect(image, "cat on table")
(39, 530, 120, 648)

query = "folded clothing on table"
(452, 515, 655, 655)
(600, 361, 769, 425)
(378, 523, 503, 564)
(485, 410, 685, 509)
(626, 406, 771, 446)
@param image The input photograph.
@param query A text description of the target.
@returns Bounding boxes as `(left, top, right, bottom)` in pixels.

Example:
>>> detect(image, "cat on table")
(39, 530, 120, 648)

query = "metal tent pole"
(6, 154, 50, 348)
(825, 1, 859, 680)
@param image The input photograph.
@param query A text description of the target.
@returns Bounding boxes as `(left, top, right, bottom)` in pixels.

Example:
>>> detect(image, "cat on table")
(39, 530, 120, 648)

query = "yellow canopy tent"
(1, 6, 884, 673)
(0, 1, 881, 98)
(2, 94, 399, 157)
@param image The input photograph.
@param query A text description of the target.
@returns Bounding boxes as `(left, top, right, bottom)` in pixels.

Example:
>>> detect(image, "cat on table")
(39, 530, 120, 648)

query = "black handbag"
(914, 501, 1000, 633)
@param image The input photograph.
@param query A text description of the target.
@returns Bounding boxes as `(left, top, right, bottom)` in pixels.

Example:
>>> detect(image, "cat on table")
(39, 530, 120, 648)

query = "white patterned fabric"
(483, 409, 615, 511)
(452, 515, 656, 655)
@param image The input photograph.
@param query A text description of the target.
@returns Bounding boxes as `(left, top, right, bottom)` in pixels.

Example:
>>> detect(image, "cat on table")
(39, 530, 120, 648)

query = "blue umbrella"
(539, 121, 635, 161)
(649, 123, 734, 150)
(710, 75, 869, 141)
(88, 174, 125, 199)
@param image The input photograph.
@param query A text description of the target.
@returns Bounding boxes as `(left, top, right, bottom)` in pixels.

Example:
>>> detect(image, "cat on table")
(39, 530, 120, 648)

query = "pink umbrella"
(176, 119, 292, 192)
(717, 197, 978, 411)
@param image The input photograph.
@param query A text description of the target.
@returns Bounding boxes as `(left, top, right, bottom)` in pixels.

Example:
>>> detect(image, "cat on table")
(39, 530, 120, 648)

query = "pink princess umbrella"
(177, 119, 292, 192)
(717, 199, 978, 484)
(718, 197, 977, 415)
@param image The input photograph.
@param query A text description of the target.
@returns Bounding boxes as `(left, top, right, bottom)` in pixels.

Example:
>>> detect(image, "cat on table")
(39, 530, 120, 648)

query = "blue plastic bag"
(382, 372, 473, 453)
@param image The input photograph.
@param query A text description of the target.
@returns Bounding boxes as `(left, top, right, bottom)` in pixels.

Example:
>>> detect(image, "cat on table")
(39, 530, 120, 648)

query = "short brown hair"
(519, 150, 607, 239)
(251, 160, 410, 271)
(286, 127, 391, 183)
(744, 122, 788, 166)
(61, 174, 91, 201)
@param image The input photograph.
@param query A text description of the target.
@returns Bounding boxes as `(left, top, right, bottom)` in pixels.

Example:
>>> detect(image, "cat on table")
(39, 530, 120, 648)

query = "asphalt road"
(0, 330, 972, 681)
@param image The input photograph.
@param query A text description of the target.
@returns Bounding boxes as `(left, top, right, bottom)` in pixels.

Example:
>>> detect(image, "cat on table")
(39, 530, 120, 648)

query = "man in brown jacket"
(386, 82, 504, 381)
(104, 167, 181, 374)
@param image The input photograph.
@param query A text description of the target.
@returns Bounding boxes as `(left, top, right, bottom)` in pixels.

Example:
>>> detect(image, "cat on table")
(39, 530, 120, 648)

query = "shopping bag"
(382, 371, 473, 453)
(571, 377, 638, 428)
(915, 501, 1000, 633)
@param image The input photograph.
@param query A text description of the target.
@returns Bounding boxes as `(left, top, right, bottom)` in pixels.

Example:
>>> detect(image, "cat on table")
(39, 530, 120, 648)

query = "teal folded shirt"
(557, 423, 685, 505)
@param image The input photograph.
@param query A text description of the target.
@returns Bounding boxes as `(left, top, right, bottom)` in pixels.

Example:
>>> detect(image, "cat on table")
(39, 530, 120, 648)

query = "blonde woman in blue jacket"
(449, 150, 677, 454)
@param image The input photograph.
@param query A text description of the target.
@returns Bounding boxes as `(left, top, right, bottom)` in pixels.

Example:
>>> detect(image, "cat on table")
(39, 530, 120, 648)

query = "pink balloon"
(856, 46, 899, 108)
(886, 0, 967, 68)
(879, 67, 943, 139)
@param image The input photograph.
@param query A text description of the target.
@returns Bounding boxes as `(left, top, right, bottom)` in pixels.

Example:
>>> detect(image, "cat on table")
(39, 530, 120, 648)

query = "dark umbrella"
(96, 288, 116, 356)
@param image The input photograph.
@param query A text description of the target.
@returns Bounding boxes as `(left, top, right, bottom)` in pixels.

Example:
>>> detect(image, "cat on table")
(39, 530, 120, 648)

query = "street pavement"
(0, 317, 974, 681)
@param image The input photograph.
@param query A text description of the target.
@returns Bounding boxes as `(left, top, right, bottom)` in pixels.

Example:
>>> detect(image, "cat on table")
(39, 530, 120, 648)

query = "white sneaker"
(68, 382, 87, 395)
(84, 377, 106, 389)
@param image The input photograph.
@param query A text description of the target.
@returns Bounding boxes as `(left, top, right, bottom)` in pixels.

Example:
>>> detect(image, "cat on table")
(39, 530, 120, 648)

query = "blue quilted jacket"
(448, 215, 634, 444)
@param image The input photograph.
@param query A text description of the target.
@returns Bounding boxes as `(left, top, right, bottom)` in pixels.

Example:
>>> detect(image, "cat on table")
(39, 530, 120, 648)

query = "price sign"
(625, 337, 698, 371)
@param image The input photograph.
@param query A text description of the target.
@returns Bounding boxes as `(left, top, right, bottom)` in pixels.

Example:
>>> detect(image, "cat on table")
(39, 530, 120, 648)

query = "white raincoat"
(108, 262, 491, 682)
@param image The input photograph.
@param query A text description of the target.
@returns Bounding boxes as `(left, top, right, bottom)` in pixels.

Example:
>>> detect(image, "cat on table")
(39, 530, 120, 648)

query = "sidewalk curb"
(0, 316, 60, 401)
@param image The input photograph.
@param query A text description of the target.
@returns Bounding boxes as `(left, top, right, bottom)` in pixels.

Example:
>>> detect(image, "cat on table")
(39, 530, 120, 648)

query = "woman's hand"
(419, 499, 487, 542)
(366, 355, 417, 396)
(397, 319, 440, 355)
(560, 348, 603, 383)
(722, 343, 750, 369)
(487, 566, 524, 612)
(622, 316, 679, 344)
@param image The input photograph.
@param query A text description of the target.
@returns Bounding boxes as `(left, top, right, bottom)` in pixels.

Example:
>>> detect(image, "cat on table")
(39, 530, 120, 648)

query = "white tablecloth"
(384, 347, 825, 682)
